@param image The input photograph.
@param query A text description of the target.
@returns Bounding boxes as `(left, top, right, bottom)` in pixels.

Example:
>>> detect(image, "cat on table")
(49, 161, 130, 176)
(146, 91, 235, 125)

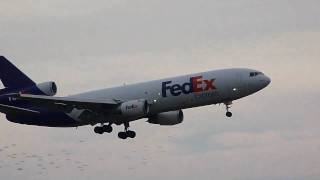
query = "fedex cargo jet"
(0, 56, 271, 139)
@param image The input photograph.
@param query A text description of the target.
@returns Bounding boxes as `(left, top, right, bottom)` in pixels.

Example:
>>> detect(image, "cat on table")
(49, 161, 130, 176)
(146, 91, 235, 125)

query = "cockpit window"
(249, 72, 263, 77)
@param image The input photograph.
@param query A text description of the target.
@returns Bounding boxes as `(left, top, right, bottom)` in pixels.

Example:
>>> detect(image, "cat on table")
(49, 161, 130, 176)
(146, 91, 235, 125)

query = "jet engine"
(36, 82, 57, 96)
(120, 99, 149, 118)
(148, 110, 184, 126)
(20, 81, 57, 96)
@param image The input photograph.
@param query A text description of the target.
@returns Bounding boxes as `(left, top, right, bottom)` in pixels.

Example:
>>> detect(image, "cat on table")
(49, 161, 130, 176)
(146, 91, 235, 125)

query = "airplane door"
(237, 73, 248, 97)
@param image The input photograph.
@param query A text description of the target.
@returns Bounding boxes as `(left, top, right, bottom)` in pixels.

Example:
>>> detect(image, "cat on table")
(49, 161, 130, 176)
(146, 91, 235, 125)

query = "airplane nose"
(263, 75, 271, 87)
(247, 73, 271, 93)
(267, 76, 271, 85)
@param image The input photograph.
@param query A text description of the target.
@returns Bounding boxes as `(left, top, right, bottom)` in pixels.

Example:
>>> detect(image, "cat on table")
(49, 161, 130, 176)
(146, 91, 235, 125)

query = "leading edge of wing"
(19, 94, 119, 105)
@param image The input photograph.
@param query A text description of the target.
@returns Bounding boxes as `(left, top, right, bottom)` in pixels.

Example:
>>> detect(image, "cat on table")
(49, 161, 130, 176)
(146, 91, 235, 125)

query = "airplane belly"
(6, 112, 80, 127)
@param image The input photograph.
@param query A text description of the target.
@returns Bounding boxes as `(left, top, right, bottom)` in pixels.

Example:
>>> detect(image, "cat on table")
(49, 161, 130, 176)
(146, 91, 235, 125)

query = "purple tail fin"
(0, 56, 35, 90)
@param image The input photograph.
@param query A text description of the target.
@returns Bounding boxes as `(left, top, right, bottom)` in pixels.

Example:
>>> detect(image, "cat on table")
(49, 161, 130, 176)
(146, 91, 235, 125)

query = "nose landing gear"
(226, 111, 233, 117)
(224, 101, 233, 117)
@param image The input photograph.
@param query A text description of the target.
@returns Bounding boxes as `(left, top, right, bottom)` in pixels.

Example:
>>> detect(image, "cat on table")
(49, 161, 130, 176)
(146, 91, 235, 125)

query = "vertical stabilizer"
(0, 56, 35, 89)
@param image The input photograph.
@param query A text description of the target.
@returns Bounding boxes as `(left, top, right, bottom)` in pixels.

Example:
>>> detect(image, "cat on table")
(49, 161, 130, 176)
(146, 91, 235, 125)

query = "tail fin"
(0, 56, 35, 89)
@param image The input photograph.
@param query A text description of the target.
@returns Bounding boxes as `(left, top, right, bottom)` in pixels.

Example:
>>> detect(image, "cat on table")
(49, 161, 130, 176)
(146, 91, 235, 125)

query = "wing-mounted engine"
(119, 99, 149, 118)
(148, 110, 184, 126)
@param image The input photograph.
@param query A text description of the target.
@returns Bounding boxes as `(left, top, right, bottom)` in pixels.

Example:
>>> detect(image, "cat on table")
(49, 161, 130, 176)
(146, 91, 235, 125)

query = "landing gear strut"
(94, 124, 113, 134)
(224, 101, 233, 117)
(118, 122, 136, 139)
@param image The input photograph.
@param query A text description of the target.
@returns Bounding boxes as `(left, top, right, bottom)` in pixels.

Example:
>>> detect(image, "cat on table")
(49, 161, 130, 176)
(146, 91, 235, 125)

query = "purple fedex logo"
(162, 76, 216, 98)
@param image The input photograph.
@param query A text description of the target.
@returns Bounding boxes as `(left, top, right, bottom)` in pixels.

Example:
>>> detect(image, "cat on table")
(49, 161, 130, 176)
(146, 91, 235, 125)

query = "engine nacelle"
(20, 81, 57, 96)
(36, 82, 57, 96)
(120, 99, 149, 118)
(148, 110, 184, 126)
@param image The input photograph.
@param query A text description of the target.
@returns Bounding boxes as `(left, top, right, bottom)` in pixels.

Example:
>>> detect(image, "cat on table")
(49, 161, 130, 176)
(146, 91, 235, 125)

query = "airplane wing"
(0, 103, 40, 115)
(14, 94, 120, 113)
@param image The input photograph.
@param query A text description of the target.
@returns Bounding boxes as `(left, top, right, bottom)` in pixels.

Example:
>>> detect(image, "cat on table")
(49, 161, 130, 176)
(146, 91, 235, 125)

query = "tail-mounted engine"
(36, 82, 57, 96)
(148, 110, 184, 126)
(20, 81, 57, 96)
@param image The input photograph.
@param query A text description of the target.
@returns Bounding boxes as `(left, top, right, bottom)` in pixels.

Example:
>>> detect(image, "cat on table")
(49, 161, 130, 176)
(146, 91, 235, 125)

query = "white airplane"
(0, 56, 270, 139)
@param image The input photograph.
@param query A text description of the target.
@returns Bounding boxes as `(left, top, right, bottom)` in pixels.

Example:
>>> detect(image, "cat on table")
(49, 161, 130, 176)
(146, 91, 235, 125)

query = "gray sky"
(0, 0, 320, 180)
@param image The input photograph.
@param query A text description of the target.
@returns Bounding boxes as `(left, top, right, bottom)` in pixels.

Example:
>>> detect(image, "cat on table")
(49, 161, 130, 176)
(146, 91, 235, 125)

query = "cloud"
(179, 130, 320, 180)
(0, 0, 126, 18)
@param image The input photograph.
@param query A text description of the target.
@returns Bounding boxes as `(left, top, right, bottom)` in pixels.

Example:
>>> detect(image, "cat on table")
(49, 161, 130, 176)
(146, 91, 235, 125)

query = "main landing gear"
(94, 122, 136, 139)
(94, 124, 113, 134)
(118, 122, 136, 140)
(224, 101, 233, 117)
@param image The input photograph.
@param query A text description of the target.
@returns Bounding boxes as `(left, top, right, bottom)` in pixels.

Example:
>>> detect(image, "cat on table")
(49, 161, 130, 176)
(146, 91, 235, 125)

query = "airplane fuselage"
(0, 57, 270, 133)
(65, 68, 270, 124)
(0, 56, 271, 139)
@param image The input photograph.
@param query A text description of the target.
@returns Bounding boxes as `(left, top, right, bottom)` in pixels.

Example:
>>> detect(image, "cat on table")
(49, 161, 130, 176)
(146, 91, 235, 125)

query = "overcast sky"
(0, 0, 320, 180)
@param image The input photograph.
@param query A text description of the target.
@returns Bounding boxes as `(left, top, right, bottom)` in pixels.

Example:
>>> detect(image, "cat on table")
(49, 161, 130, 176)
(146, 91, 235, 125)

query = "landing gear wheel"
(118, 132, 127, 139)
(118, 122, 136, 139)
(94, 126, 104, 134)
(224, 101, 233, 118)
(102, 125, 113, 133)
(126, 131, 136, 138)
(226, 112, 233, 117)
